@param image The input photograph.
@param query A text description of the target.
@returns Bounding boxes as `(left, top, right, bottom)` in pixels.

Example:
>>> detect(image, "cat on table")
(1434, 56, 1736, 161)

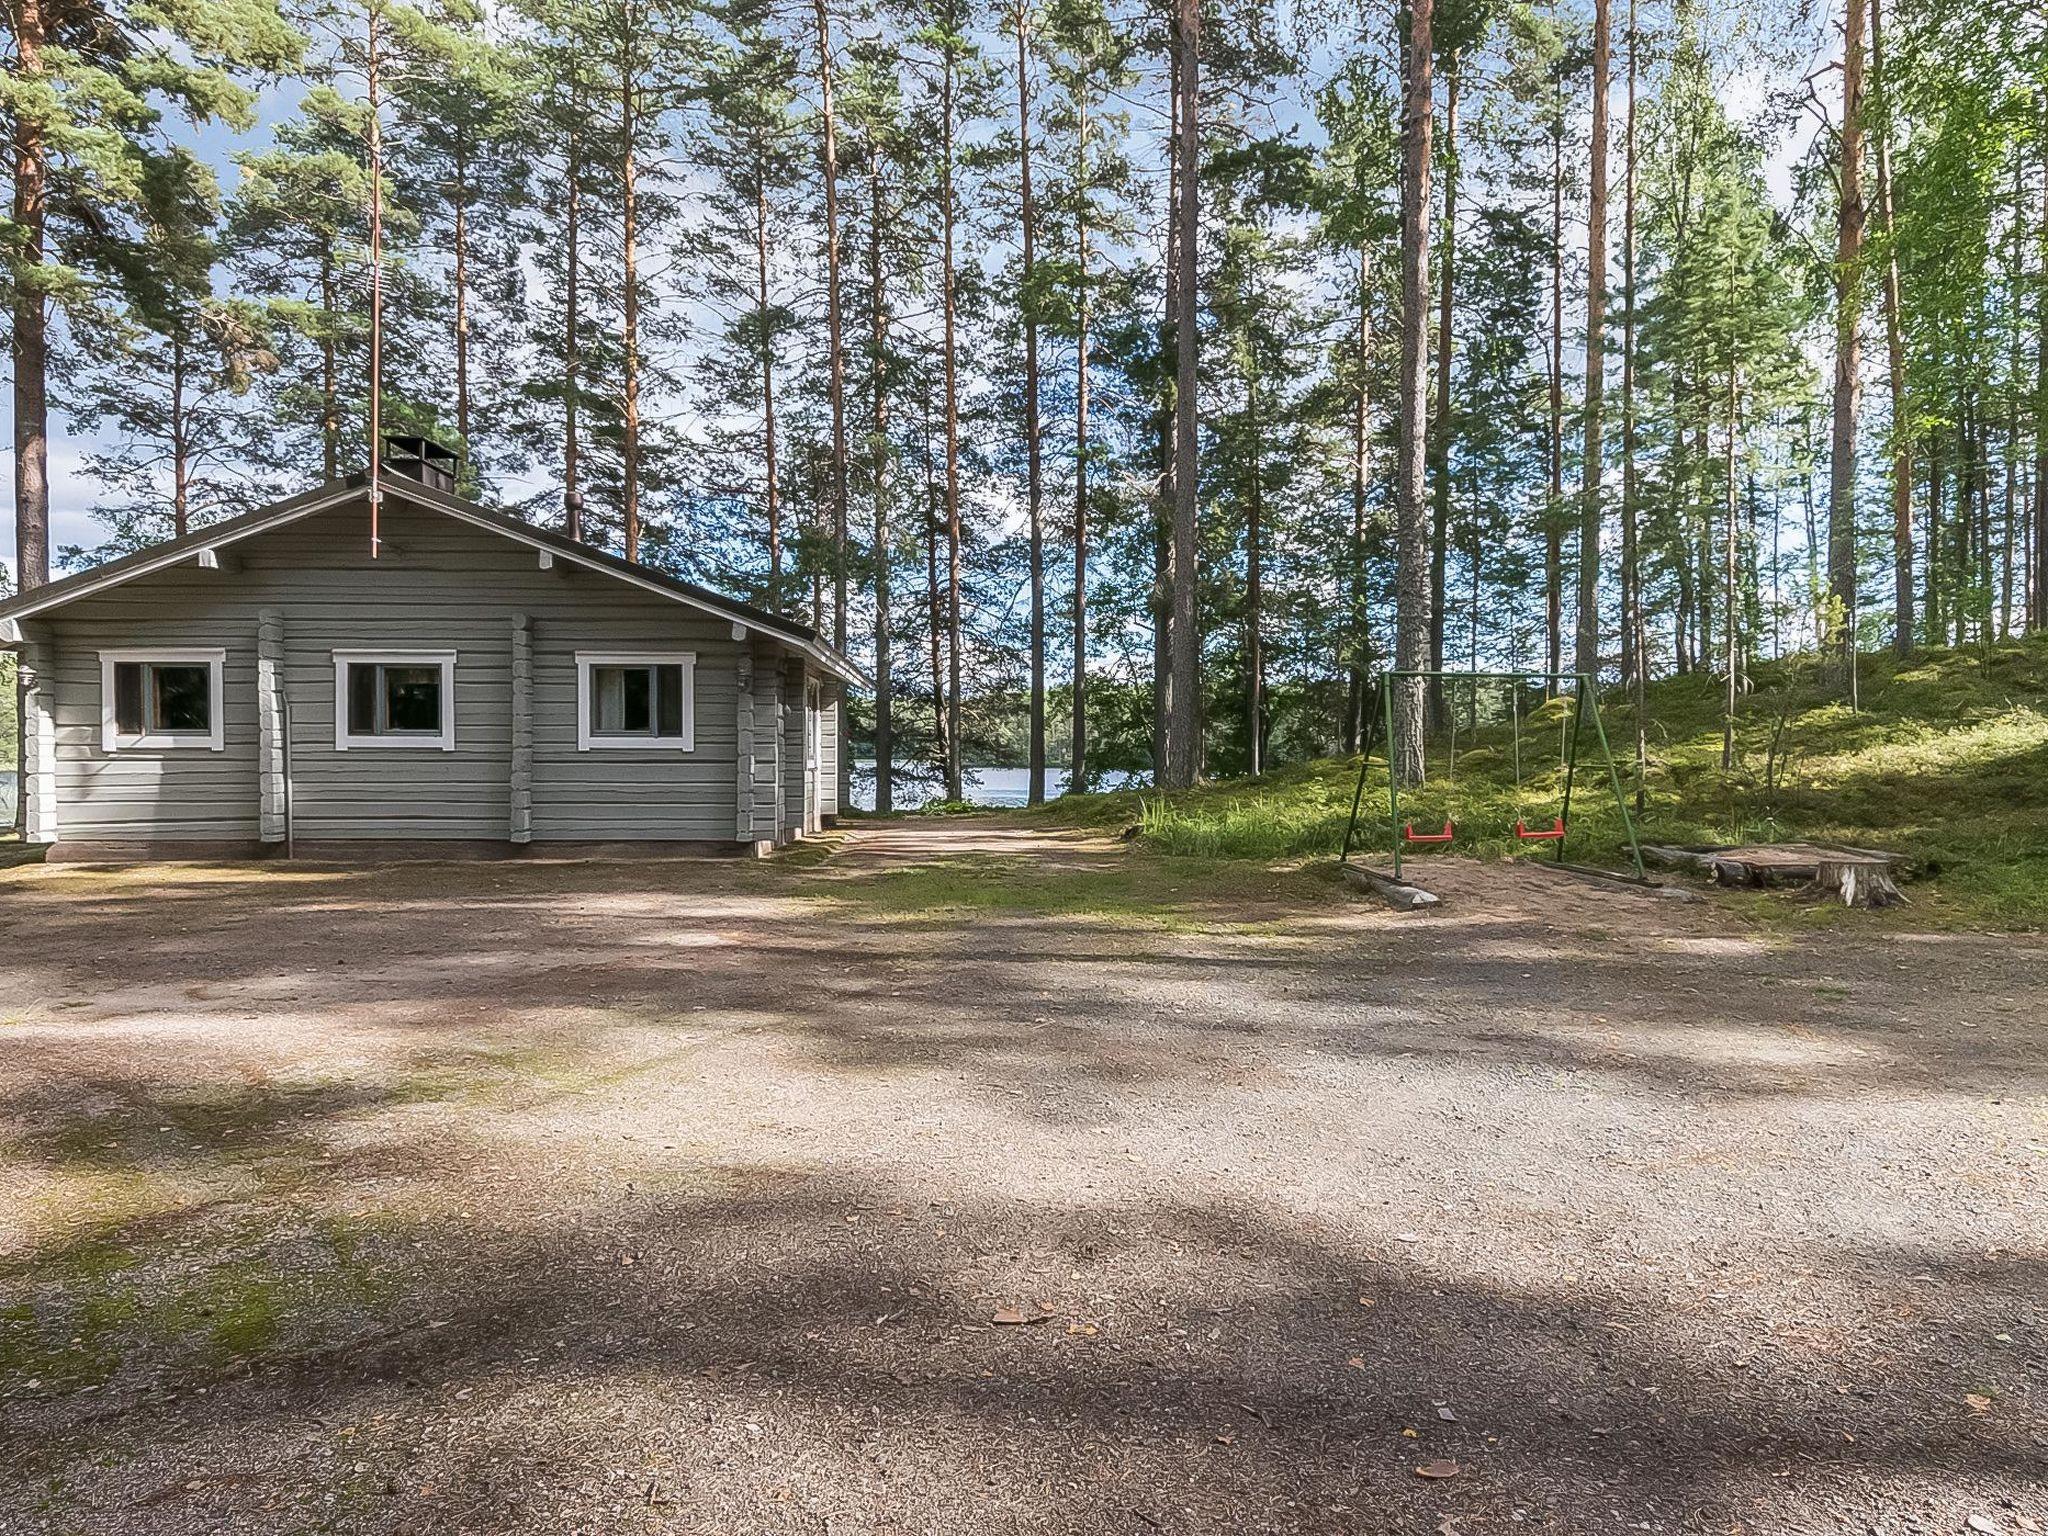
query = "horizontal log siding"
(40, 499, 761, 842)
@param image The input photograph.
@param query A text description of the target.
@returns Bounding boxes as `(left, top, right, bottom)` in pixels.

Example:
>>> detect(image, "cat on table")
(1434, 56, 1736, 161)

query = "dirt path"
(0, 827, 2041, 1534)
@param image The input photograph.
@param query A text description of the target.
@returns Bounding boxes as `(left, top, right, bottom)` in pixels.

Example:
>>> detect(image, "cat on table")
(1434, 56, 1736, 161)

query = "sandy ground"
(0, 825, 2041, 1536)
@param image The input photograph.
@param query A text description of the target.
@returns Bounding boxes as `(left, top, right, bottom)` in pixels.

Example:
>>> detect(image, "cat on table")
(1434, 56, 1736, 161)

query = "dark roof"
(0, 474, 865, 685)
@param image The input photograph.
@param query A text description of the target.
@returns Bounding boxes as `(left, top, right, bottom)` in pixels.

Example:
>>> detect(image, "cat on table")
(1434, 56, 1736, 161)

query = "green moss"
(0, 1210, 407, 1392)
(196, 1264, 291, 1356)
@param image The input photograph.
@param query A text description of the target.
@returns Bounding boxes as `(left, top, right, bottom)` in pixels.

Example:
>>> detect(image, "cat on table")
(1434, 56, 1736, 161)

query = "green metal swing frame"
(1340, 669, 1646, 883)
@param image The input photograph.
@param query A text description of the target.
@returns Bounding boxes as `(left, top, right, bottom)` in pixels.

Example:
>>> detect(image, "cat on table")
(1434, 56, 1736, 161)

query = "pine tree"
(691, 0, 802, 606)
(1393, 0, 1436, 784)
(1575, 0, 1611, 681)
(67, 157, 281, 551)
(1040, 0, 1135, 788)
(1160, 0, 1203, 789)
(393, 7, 531, 490)
(2, 0, 301, 592)
(1825, 0, 1868, 684)
(229, 88, 379, 485)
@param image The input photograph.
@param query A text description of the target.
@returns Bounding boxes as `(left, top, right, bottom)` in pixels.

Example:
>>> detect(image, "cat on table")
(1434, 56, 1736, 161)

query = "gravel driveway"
(0, 825, 2041, 1535)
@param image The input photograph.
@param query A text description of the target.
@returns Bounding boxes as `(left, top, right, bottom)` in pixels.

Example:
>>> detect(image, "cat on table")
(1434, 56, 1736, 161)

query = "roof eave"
(0, 475, 869, 688)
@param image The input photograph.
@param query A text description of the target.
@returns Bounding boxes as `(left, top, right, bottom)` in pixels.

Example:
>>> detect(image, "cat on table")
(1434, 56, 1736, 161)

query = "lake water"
(0, 765, 1127, 824)
(850, 762, 1144, 812)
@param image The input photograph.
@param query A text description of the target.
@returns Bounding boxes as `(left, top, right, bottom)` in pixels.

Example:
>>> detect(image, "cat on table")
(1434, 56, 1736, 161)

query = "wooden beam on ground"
(1341, 862, 1441, 910)
(1518, 857, 1703, 901)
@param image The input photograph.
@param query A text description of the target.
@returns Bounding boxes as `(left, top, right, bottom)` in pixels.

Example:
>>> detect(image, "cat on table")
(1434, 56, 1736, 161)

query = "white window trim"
(100, 648, 226, 752)
(333, 649, 458, 751)
(575, 651, 696, 752)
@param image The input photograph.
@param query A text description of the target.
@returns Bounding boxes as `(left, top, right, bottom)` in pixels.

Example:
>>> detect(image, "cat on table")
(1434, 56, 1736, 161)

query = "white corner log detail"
(509, 614, 533, 843)
(19, 639, 58, 843)
(257, 609, 286, 842)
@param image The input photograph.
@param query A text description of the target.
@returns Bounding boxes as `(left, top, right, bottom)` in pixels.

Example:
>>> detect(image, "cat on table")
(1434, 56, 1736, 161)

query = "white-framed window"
(333, 650, 457, 750)
(100, 649, 226, 752)
(575, 651, 695, 751)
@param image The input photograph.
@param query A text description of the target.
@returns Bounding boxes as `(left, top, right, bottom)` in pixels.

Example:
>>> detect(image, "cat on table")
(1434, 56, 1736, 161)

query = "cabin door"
(804, 679, 822, 834)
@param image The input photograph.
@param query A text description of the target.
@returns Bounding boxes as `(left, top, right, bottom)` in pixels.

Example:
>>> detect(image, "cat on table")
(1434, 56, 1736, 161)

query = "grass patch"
(1032, 639, 2048, 929)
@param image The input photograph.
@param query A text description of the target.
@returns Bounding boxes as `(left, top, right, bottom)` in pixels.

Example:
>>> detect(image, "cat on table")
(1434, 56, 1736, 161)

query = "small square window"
(577, 653, 694, 750)
(334, 652, 457, 749)
(100, 650, 225, 751)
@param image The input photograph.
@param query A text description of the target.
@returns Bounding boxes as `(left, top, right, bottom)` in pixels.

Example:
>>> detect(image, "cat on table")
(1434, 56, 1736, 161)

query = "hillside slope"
(1039, 640, 2048, 928)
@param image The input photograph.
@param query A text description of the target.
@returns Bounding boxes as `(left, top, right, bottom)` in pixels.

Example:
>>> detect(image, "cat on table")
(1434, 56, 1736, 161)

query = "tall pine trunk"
(1825, 0, 1867, 684)
(924, 383, 944, 772)
(812, 0, 849, 663)
(1016, 3, 1046, 804)
(1246, 360, 1264, 775)
(1621, 0, 1646, 807)
(941, 41, 963, 802)
(813, 0, 851, 813)
(1576, 0, 1610, 681)
(1869, 0, 1911, 654)
(1393, 0, 1435, 784)
(1071, 89, 1091, 790)
(1346, 252, 1373, 752)
(320, 251, 339, 483)
(1427, 58, 1458, 728)
(2034, 121, 2047, 633)
(756, 154, 782, 606)
(1546, 89, 1565, 680)
(869, 168, 893, 813)
(11, 0, 49, 594)
(1162, 0, 1203, 789)
(619, 31, 643, 563)
(367, 0, 386, 553)
(8, 0, 46, 834)
(1721, 317, 1740, 769)
(171, 329, 191, 537)
(1153, 41, 1180, 781)
(453, 139, 472, 461)
(1926, 427, 1942, 641)
(564, 122, 583, 538)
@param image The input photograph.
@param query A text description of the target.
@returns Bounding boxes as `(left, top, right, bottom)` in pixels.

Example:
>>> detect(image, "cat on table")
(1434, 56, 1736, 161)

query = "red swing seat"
(1514, 816, 1567, 842)
(1403, 820, 1456, 844)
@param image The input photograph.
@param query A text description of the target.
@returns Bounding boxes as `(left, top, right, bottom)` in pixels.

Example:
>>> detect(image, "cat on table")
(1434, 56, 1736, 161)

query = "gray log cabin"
(0, 456, 861, 857)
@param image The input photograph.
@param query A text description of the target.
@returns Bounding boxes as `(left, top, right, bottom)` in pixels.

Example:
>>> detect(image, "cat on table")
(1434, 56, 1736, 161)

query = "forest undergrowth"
(1034, 638, 2048, 929)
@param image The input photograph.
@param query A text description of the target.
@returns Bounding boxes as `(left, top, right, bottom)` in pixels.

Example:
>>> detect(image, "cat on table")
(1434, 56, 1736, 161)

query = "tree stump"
(1811, 852, 1906, 908)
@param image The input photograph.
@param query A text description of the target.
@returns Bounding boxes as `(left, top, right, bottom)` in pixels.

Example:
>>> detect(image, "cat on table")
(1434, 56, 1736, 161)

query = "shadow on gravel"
(3, 1177, 2036, 1533)
(4, 856, 2041, 1117)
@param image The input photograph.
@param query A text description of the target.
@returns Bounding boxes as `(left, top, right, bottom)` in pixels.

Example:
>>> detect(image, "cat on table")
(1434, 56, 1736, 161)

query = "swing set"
(1340, 670, 1646, 884)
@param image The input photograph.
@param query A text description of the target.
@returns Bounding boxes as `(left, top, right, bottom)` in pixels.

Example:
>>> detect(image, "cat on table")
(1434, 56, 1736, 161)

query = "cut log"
(1641, 842, 1905, 908)
(1640, 844, 1727, 876)
(1341, 863, 1441, 910)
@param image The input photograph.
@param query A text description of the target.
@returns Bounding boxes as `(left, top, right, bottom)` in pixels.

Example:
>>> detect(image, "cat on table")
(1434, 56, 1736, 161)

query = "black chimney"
(383, 434, 460, 494)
